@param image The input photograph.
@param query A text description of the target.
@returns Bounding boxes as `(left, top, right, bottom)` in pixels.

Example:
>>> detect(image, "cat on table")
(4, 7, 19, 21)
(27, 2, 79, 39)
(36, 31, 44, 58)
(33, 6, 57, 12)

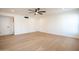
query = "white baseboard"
(38, 31, 79, 39)
(14, 31, 38, 35)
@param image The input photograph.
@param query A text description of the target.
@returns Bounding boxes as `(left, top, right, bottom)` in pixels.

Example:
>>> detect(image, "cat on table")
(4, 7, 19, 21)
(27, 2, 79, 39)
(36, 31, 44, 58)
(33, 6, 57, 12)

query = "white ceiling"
(0, 8, 78, 15)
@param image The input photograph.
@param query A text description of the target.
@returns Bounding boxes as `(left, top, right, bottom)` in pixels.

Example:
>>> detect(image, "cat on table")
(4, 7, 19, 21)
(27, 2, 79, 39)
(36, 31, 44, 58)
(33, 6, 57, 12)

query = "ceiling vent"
(24, 16, 29, 18)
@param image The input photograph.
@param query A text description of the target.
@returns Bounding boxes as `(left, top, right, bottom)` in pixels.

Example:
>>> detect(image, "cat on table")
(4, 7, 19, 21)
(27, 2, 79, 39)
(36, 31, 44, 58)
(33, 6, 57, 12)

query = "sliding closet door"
(0, 15, 14, 36)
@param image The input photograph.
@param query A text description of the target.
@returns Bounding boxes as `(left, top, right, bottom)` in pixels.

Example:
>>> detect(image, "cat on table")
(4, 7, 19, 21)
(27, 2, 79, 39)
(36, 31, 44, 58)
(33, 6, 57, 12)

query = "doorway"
(0, 15, 14, 36)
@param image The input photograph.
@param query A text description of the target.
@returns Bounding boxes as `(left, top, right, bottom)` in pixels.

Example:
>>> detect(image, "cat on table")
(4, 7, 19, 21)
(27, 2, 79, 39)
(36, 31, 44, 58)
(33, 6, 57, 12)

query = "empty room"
(0, 8, 79, 51)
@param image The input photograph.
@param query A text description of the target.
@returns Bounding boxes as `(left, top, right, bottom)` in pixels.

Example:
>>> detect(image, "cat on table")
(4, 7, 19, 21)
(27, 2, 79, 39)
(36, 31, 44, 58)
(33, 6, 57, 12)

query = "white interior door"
(0, 15, 14, 36)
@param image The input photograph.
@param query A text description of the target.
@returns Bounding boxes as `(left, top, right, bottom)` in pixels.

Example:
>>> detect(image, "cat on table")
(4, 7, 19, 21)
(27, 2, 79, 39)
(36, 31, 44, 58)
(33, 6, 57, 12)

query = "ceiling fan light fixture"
(28, 8, 46, 15)
(35, 12, 38, 15)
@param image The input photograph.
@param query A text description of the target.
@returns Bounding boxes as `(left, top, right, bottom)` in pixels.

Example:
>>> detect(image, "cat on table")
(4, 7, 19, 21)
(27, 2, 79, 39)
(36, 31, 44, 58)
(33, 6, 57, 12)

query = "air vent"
(24, 16, 29, 18)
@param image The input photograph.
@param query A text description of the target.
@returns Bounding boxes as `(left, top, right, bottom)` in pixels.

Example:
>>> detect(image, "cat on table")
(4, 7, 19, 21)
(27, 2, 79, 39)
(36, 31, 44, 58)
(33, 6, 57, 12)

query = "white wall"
(0, 10, 79, 38)
(39, 10, 79, 38)
(0, 12, 38, 35)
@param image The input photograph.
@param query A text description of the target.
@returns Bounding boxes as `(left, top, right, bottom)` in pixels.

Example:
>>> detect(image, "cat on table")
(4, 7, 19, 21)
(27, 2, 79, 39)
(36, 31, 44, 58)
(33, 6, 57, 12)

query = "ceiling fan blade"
(37, 8, 40, 10)
(35, 8, 40, 12)
(34, 13, 37, 15)
(38, 12, 43, 15)
(35, 8, 38, 12)
(39, 11, 46, 13)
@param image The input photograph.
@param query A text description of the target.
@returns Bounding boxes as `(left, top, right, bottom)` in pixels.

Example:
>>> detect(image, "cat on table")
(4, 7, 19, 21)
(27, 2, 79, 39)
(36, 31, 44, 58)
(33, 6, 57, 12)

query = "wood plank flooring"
(0, 32, 79, 51)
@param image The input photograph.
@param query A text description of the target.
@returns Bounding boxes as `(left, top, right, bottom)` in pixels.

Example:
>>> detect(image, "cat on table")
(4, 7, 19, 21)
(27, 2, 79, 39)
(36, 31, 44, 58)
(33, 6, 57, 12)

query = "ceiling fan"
(28, 8, 46, 15)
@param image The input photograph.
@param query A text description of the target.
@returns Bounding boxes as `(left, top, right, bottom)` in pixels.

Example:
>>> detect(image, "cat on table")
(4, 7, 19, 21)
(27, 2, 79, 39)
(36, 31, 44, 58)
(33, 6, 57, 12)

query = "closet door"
(0, 15, 14, 36)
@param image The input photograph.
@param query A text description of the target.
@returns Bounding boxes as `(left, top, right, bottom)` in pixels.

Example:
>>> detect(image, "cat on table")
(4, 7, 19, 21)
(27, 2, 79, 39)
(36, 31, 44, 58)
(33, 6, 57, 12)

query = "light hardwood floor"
(0, 32, 79, 51)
